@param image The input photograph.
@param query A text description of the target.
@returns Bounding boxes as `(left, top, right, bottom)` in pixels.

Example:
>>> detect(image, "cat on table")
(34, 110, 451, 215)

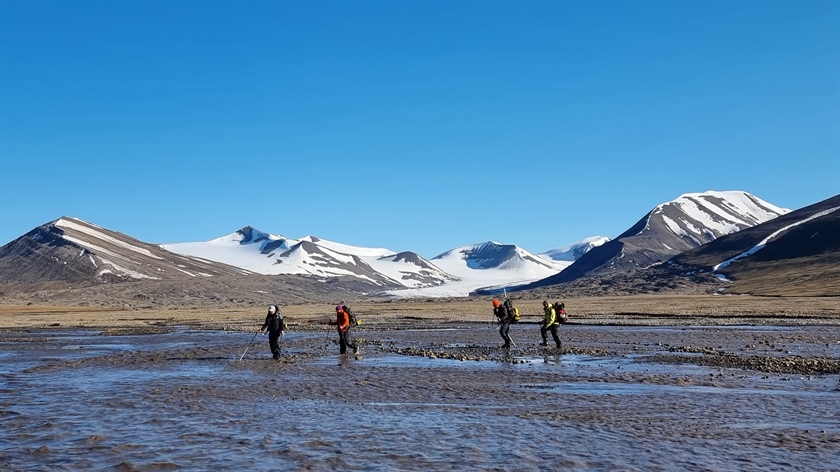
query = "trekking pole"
(325, 322, 331, 348)
(239, 330, 259, 362)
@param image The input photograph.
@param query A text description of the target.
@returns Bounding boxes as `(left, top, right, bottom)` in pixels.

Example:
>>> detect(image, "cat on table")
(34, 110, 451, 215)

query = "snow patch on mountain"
(714, 206, 840, 271)
(540, 236, 610, 262)
(56, 217, 163, 260)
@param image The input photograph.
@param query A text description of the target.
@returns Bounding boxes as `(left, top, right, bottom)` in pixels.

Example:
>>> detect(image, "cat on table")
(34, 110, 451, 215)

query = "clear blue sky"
(1, 1, 838, 258)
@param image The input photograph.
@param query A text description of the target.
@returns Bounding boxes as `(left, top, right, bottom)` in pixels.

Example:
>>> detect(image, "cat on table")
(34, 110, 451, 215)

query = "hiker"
(540, 300, 562, 348)
(259, 304, 286, 360)
(330, 304, 359, 355)
(492, 299, 513, 349)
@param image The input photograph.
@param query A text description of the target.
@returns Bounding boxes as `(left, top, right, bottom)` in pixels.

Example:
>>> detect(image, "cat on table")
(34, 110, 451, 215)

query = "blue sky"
(1, 1, 838, 258)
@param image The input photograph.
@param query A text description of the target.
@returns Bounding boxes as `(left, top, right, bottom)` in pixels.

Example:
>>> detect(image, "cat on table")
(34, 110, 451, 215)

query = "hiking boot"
(501, 344, 510, 349)
(539, 342, 547, 346)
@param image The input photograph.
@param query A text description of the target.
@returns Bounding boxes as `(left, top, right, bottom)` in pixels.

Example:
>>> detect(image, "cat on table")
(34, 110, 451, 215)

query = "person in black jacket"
(493, 299, 513, 349)
(259, 304, 286, 359)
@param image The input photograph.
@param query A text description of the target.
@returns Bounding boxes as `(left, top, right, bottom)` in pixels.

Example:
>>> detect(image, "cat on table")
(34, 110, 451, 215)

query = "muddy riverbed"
(2, 322, 839, 471)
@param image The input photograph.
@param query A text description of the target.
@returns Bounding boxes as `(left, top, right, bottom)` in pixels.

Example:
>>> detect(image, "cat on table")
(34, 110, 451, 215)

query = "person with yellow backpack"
(492, 298, 518, 349)
(540, 300, 562, 348)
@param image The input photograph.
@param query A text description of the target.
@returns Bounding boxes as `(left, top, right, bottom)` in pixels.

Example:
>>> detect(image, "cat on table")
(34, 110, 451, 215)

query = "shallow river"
(1, 324, 838, 471)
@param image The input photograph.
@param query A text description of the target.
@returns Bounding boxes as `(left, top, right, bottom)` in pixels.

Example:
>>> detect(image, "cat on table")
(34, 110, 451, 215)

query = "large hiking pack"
(553, 302, 568, 324)
(342, 305, 360, 327)
(504, 299, 521, 323)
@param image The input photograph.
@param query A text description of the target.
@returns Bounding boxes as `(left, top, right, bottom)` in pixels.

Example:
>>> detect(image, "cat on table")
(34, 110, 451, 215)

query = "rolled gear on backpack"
(503, 299, 520, 323)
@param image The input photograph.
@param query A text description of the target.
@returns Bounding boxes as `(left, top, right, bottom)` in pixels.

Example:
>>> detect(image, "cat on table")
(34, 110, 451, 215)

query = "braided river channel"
(2, 323, 839, 471)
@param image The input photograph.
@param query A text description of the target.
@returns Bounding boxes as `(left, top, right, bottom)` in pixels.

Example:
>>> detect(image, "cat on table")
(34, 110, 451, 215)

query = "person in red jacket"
(330, 304, 359, 355)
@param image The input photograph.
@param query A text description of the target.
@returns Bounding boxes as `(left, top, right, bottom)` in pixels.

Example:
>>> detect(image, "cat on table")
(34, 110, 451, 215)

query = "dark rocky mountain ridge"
(0, 217, 252, 293)
(522, 191, 788, 289)
(519, 193, 840, 298)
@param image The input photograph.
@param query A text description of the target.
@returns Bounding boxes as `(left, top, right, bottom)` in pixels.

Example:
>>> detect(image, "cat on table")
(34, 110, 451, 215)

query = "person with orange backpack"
(330, 304, 359, 355)
(492, 299, 514, 349)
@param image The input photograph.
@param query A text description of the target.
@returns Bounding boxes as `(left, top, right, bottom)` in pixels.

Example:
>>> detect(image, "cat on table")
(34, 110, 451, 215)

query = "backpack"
(554, 302, 568, 324)
(503, 299, 521, 323)
(342, 305, 360, 327)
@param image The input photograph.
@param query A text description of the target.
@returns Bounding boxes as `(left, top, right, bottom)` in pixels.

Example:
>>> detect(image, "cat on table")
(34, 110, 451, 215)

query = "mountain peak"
(235, 226, 270, 244)
(540, 236, 610, 262)
(526, 190, 789, 288)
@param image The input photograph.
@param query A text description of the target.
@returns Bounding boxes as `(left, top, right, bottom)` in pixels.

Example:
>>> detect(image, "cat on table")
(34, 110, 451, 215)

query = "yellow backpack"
(503, 299, 521, 322)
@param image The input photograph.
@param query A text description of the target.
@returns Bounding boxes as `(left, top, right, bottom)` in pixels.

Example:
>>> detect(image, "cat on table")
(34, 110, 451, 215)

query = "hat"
(336, 304, 343, 312)
(268, 305, 276, 311)
(492, 299, 500, 307)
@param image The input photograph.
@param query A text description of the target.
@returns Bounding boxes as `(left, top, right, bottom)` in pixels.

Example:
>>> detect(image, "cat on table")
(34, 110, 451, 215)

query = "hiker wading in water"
(259, 304, 286, 360)
(330, 304, 359, 355)
(492, 299, 514, 349)
(540, 300, 562, 348)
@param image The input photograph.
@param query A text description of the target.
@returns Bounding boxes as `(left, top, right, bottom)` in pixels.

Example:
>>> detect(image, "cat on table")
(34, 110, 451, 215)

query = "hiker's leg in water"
(550, 325, 562, 348)
(345, 327, 358, 353)
(499, 321, 511, 347)
(269, 332, 281, 359)
(338, 330, 348, 354)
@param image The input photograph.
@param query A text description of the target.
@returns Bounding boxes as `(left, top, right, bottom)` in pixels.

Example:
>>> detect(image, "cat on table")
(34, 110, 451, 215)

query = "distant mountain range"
(3, 190, 835, 303)
(0, 218, 581, 297)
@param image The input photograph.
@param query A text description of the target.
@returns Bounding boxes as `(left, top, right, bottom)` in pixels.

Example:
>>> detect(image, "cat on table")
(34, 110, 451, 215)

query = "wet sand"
(2, 308, 839, 471)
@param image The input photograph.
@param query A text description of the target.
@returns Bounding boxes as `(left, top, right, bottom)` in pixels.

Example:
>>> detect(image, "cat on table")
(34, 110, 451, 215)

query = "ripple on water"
(2, 326, 839, 471)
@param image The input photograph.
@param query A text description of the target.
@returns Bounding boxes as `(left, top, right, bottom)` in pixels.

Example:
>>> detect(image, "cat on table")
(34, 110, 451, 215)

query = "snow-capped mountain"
(163, 227, 458, 290)
(381, 241, 568, 298)
(663, 193, 840, 293)
(526, 190, 790, 287)
(2, 190, 802, 300)
(539, 236, 610, 262)
(0, 217, 252, 291)
(165, 234, 571, 298)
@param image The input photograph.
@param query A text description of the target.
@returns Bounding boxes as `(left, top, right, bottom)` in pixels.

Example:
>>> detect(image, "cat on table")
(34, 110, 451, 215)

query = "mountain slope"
(0, 217, 252, 293)
(539, 236, 610, 262)
(662, 194, 840, 296)
(525, 191, 789, 288)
